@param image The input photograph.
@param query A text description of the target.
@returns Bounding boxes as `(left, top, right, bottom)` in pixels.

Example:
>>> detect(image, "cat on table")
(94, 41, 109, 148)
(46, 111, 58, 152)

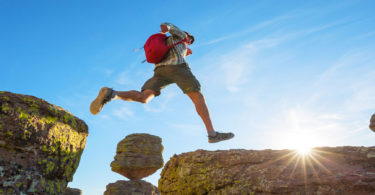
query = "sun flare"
(277, 132, 317, 156)
(296, 146, 312, 155)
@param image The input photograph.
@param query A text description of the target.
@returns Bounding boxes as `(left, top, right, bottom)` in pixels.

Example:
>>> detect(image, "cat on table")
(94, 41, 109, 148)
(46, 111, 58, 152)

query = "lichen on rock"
(0, 91, 88, 194)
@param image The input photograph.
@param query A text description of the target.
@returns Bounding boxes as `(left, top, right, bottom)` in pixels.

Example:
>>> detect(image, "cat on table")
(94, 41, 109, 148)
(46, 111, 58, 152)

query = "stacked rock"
(104, 133, 163, 195)
(104, 180, 159, 195)
(370, 113, 375, 132)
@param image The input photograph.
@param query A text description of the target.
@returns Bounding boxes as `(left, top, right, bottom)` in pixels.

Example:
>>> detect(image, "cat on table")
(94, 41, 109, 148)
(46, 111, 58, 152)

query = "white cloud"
(115, 70, 137, 85)
(111, 105, 134, 120)
(201, 14, 292, 46)
(249, 50, 375, 149)
(143, 90, 178, 113)
(216, 38, 281, 92)
(166, 122, 202, 136)
(202, 37, 375, 150)
(311, 51, 375, 112)
(104, 69, 114, 77)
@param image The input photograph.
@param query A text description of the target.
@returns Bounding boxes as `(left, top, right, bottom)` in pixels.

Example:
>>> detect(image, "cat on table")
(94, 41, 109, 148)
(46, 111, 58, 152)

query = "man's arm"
(160, 22, 187, 40)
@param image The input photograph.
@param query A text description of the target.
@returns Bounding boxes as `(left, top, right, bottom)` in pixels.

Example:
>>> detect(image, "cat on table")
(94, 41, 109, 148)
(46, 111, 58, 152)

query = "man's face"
(186, 35, 193, 45)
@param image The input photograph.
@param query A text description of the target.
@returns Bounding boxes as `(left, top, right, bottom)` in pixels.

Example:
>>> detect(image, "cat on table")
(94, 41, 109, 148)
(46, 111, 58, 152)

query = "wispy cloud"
(201, 14, 292, 46)
(198, 19, 375, 149)
(213, 38, 281, 92)
(288, 18, 352, 40)
(252, 50, 375, 149)
(166, 122, 202, 136)
(143, 91, 177, 113)
(111, 105, 134, 120)
(115, 70, 137, 86)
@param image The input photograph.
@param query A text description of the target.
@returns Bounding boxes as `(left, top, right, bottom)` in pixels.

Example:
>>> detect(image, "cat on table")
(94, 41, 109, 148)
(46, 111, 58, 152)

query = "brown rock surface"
(159, 147, 375, 195)
(0, 91, 88, 194)
(110, 133, 164, 180)
(63, 187, 82, 195)
(370, 113, 375, 132)
(104, 180, 160, 195)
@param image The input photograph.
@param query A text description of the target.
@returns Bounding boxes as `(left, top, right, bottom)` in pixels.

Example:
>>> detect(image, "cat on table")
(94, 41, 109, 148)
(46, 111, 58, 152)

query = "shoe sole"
(90, 87, 111, 115)
(208, 134, 234, 143)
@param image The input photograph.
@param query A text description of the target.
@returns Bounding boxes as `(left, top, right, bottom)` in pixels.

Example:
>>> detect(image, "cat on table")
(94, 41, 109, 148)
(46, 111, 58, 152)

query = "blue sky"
(1, 0, 375, 194)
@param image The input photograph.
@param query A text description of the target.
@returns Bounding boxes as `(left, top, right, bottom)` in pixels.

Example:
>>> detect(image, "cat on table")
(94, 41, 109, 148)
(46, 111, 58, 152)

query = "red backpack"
(144, 33, 188, 64)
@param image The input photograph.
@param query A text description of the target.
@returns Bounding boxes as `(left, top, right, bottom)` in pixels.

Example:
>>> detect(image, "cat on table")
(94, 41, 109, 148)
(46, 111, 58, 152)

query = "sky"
(1, 0, 375, 194)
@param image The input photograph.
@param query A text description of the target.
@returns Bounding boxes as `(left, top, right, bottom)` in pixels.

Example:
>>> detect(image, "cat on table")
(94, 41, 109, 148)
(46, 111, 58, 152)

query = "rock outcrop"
(110, 133, 164, 180)
(159, 147, 375, 194)
(0, 91, 88, 194)
(370, 113, 375, 132)
(63, 187, 82, 195)
(105, 133, 163, 194)
(104, 180, 159, 195)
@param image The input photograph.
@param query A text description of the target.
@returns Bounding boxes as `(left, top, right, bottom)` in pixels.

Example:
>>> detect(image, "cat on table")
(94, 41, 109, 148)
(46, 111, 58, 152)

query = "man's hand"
(160, 24, 169, 33)
(186, 48, 192, 56)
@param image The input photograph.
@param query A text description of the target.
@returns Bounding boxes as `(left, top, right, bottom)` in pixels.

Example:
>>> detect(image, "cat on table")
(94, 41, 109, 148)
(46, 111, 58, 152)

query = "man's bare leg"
(186, 91, 215, 134)
(187, 91, 234, 143)
(114, 89, 157, 104)
(90, 88, 157, 115)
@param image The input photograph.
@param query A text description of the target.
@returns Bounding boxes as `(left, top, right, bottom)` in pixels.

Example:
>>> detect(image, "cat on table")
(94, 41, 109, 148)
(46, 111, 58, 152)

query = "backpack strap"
(167, 37, 188, 49)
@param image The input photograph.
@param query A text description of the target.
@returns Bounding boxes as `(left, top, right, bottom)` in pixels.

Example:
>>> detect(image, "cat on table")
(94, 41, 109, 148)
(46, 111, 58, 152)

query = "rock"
(159, 147, 375, 194)
(0, 91, 88, 194)
(63, 187, 82, 195)
(110, 133, 163, 180)
(370, 113, 375, 132)
(104, 180, 160, 195)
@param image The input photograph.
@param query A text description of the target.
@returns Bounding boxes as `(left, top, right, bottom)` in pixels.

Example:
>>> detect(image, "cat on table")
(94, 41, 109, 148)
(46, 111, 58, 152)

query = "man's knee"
(140, 90, 157, 103)
(187, 91, 205, 105)
(140, 97, 151, 104)
(187, 91, 203, 99)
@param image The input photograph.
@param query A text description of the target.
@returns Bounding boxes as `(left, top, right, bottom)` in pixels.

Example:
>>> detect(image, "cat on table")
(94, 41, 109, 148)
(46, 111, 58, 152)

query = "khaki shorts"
(141, 64, 201, 96)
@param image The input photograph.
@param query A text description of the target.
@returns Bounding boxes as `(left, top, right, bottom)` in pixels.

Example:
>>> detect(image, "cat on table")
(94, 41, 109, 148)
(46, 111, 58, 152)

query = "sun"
(292, 138, 314, 156)
(278, 132, 315, 156)
(296, 146, 312, 155)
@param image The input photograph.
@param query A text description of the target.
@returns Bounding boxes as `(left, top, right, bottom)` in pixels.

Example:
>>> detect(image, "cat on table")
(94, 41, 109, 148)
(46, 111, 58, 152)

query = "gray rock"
(110, 133, 163, 180)
(370, 113, 375, 132)
(104, 180, 160, 195)
(64, 187, 82, 195)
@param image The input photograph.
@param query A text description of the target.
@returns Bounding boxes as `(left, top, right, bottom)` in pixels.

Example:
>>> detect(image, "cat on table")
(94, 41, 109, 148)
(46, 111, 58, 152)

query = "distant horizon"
(1, 0, 375, 194)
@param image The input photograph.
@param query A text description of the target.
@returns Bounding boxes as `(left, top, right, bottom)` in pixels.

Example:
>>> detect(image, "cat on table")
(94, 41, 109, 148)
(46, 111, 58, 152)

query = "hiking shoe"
(208, 132, 234, 143)
(90, 87, 113, 115)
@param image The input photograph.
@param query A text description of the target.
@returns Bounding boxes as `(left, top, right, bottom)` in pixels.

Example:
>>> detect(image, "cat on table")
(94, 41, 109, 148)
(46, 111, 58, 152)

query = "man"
(90, 22, 234, 143)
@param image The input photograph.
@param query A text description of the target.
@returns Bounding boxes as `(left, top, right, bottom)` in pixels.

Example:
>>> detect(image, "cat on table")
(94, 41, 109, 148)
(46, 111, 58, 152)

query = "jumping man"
(90, 22, 234, 143)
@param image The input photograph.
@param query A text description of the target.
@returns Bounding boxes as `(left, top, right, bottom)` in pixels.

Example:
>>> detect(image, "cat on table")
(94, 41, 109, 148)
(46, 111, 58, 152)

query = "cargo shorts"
(141, 64, 201, 96)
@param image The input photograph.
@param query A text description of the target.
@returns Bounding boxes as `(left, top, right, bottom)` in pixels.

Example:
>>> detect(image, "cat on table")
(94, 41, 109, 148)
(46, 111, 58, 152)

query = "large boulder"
(0, 91, 88, 194)
(110, 133, 163, 180)
(370, 113, 375, 132)
(104, 180, 159, 195)
(159, 147, 375, 194)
